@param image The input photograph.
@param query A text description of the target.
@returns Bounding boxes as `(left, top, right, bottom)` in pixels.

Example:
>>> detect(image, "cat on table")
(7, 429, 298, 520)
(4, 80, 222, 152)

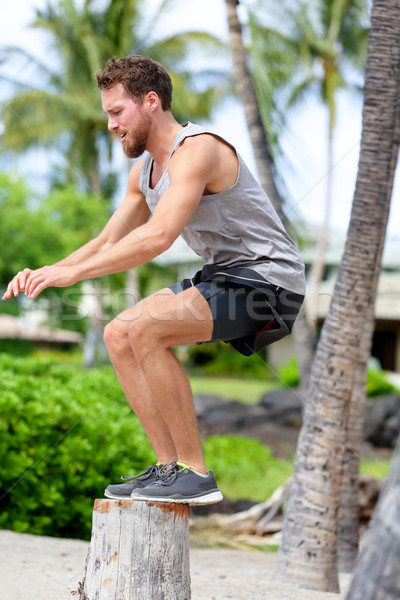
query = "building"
(0, 314, 83, 351)
(155, 227, 400, 374)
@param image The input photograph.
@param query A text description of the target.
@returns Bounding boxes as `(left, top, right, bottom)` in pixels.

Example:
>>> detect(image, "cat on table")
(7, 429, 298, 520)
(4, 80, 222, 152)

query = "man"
(2, 55, 305, 505)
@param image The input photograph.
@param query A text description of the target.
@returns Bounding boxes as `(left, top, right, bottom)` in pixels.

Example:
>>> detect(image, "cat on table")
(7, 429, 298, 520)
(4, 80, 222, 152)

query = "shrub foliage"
(0, 354, 154, 540)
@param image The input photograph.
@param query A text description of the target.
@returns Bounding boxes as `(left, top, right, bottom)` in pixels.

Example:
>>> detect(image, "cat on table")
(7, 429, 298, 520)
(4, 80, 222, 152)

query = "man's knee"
(104, 317, 129, 356)
(128, 315, 157, 355)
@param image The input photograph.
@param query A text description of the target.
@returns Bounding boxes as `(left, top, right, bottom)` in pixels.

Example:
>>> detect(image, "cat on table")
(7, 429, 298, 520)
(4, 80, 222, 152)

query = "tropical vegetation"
(0, 0, 228, 195)
(274, 0, 400, 589)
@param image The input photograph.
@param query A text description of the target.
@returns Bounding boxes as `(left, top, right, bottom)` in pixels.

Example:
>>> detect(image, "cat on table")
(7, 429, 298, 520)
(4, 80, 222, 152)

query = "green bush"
(186, 342, 274, 380)
(366, 367, 400, 397)
(0, 353, 295, 540)
(276, 358, 400, 398)
(0, 354, 154, 540)
(277, 357, 300, 388)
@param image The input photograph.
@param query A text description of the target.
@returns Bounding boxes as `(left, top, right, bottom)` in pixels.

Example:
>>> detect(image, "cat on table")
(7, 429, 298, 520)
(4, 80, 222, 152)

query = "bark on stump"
(78, 499, 191, 600)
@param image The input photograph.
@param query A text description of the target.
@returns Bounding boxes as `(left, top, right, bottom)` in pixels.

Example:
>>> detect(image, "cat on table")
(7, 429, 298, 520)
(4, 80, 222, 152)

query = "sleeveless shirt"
(139, 122, 306, 296)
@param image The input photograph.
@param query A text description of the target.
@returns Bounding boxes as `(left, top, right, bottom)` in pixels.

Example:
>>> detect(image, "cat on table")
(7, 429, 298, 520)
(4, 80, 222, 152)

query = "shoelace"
(120, 464, 163, 483)
(156, 461, 185, 486)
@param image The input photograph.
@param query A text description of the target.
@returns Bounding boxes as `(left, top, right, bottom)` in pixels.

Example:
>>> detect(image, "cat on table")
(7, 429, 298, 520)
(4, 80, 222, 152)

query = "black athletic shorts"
(169, 268, 304, 356)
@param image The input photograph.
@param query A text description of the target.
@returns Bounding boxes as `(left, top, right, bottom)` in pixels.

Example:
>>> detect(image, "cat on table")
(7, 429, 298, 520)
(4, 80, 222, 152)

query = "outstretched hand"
(2, 265, 79, 300)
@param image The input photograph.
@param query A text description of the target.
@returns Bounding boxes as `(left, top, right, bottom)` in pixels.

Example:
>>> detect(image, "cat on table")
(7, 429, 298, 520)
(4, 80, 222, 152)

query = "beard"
(122, 110, 152, 159)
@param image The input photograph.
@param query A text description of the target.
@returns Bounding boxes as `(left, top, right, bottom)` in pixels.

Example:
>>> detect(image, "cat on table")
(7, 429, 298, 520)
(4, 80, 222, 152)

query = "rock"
(358, 474, 383, 523)
(364, 394, 400, 448)
(259, 389, 304, 427)
(194, 393, 301, 458)
(195, 391, 400, 451)
(191, 497, 256, 518)
(194, 395, 270, 434)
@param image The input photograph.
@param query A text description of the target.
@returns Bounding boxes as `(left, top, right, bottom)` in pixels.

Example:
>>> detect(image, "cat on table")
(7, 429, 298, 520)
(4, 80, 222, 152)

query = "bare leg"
(104, 287, 213, 474)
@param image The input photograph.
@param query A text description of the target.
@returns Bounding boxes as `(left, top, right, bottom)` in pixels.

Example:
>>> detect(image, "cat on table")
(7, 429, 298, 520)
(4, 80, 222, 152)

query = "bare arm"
(55, 161, 150, 267)
(69, 138, 217, 281)
(2, 160, 150, 299)
(6, 136, 225, 299)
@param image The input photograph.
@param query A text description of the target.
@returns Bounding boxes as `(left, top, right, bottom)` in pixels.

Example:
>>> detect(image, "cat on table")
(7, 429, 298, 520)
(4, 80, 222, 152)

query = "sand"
(0, 529, 352, 600)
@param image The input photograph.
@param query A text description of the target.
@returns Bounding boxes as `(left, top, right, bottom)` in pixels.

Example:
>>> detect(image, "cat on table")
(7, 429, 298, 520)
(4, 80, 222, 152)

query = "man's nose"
(108, 116, 118, 132)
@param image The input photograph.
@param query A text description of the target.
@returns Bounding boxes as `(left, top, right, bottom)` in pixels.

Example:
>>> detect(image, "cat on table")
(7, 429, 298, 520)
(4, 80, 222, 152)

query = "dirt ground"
(1, 529, 352, 600)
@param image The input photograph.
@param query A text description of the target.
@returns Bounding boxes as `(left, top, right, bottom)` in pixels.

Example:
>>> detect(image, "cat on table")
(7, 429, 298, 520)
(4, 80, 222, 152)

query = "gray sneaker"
(130, 462, 223, 505)
(104, 464, 164, 499)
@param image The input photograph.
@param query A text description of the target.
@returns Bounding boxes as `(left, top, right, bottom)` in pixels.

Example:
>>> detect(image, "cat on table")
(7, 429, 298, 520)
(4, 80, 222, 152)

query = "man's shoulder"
(169, 129, 238, 192)
(179, 130, 220, 150)
(127, 157, 147, 194)
(174, 130, 234, 169)
(171, 133, 220, 169)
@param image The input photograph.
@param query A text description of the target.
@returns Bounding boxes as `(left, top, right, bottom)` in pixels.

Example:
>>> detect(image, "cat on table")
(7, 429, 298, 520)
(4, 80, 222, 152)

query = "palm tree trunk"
(346, 435, 400, 600)
(337, 189, 390, 572)
(273, 0, 400, 591)
(224, 0, 286, 225)
(292, 307, 314, 390)
(83, 280, 107, 367)
(125, 267, 140, 309)
(336, 317, 373, 572)
(88, 168, 102, 197)
(225, 0, 314, 386)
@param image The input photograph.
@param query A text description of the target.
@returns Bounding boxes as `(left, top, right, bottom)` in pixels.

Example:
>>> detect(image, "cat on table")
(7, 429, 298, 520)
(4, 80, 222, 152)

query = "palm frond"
(1, 0, 230, 193)
(0, 45, 57, 85)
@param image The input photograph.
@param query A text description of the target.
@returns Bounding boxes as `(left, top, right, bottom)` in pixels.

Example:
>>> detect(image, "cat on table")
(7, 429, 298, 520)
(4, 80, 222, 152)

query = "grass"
(359, 456, 392, 480)
(218, 457, 294, 502)
(203, 435, 294, 502)
(189, 375, 277, 404)
(214, 453, 392, 505)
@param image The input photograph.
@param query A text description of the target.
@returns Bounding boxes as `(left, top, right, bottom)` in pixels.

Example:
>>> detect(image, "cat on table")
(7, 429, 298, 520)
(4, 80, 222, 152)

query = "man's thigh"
(113, 286, 214, 347)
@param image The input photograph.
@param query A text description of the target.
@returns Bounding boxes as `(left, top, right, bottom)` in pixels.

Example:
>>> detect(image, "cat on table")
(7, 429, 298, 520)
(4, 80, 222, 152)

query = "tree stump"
(78, 499, 191, 600)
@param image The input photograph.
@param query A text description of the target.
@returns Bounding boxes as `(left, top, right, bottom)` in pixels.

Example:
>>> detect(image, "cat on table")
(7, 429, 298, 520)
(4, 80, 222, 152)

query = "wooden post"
(79, 499, 191, 600)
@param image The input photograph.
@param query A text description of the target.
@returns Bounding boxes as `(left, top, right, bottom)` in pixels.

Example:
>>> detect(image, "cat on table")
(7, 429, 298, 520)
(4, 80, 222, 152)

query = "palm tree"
(337, 260, 381, 572)
(0, 0, 228, 364)
(273, 0, 400, 591)
(347, 440, 400, 599)
(248, 0, 369, 333)
(224, 0, 315, 388)
(0, 0, 227, 195)
(224, 0, 286, 224)
(335, 112, 390, 571)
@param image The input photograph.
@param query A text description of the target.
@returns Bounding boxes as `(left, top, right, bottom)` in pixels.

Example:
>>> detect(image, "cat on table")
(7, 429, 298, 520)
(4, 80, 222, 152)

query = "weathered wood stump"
(79, 499, 191, 600)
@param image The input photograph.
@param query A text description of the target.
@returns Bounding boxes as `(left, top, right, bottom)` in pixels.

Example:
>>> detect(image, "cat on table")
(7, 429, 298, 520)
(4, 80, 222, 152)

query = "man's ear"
(146, 91, 159, 111)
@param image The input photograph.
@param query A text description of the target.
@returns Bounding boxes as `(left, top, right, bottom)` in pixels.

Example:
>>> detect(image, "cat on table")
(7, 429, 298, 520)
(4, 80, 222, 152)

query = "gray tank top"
(139, 122, 306, 295)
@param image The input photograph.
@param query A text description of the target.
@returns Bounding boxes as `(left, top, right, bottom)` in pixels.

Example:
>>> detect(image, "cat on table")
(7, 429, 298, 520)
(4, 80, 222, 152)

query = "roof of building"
(0, 314, 83, 344)
(153, 226, 400, 270)
(316, 272, 400, 321)
(301, 225, 400, 269)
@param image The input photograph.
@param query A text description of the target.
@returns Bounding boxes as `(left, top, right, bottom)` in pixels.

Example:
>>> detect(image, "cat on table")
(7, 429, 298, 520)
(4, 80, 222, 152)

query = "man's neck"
(146, 113, 183, 170)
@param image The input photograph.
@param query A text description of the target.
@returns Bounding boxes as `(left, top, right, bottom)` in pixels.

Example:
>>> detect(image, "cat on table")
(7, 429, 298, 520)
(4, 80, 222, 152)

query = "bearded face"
(122, 107, 153, 158)
(101, 84, 155, 158)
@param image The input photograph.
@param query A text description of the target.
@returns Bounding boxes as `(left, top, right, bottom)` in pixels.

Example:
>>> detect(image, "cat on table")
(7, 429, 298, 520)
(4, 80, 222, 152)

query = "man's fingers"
(25, 275, 36, 298)
(29, 281, 46, 299)
(2, 269, 35, 301)
(10, 275, 23, 297)
(8, 270, 30, 298)
(26, 272, 47, 298)
(19, 269, 31, 290)
(3, 267, 58, 301)
(2, 283, 13, 300)
(25, 270, 40, 297)
(12, 279, 21, 297)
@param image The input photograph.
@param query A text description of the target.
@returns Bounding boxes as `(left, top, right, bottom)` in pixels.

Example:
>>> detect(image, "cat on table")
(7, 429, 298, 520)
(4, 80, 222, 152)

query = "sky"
(0, 0, 399, 242)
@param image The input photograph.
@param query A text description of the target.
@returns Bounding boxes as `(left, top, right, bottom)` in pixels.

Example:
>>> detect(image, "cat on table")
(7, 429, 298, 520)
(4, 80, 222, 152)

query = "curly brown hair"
(96, 55, 173, 111)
